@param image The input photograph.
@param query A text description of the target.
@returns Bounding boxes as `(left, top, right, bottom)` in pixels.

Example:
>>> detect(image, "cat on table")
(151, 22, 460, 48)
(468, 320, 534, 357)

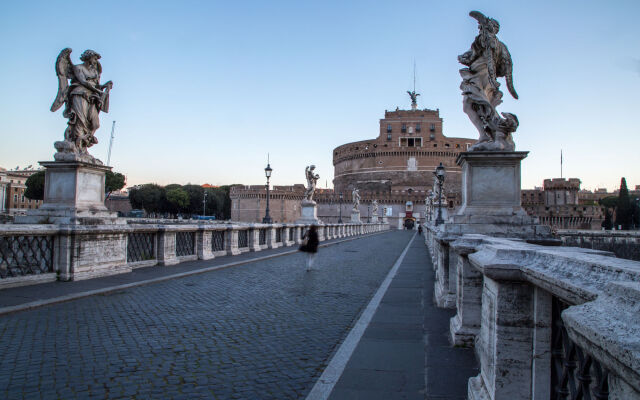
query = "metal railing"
(237, 230, 248, 249)
(0, 235, 53, 278)
(127, 232, 156, 263)
(176, 231, 195, 257)
(211, 230, 225, 252)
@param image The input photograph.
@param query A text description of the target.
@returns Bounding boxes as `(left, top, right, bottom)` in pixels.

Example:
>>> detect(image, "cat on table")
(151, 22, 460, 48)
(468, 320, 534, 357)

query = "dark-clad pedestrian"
(418, 225, 423, 235)
(299, 225, 319, 271)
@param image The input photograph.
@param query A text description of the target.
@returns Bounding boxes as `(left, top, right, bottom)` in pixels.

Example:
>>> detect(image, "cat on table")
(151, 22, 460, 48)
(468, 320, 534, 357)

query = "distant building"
(522, 178, 606, 230)
(230, 96, 476, 227)
(0, 167, 44, 215)
(105, 190, 132, 216)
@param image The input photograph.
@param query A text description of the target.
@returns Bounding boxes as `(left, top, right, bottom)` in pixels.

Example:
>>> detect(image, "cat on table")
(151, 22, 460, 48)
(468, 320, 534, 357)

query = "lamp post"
(435, 162, 446, 226)
(202, 191, 207, 217)
(262, 163, 273, 223)
(338, 192, 343, 223)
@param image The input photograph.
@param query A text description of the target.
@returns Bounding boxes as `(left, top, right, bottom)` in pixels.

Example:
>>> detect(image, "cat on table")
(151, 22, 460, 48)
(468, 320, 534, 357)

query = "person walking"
(418, 225, 423, 235)
(299, 225, 319, 271)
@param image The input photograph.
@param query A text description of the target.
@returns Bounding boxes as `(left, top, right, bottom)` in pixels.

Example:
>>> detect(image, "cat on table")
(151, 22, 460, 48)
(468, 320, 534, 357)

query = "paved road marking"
(305, 232, 417, 400)
(0, 231, 388, 316)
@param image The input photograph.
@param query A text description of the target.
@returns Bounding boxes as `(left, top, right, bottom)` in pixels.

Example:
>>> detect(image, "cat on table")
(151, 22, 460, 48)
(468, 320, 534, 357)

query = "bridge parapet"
(0, 221, 390, 289)
(426, 227, 640, 400)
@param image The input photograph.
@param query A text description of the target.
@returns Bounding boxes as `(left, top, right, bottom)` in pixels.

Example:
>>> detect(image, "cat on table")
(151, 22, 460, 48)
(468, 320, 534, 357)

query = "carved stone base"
(15, 160, 120, 225)
(54, 141, 104, 165)
(351, 210, 361, 223)
(371, 214, 378, 223)
(296, 201, 320, 224)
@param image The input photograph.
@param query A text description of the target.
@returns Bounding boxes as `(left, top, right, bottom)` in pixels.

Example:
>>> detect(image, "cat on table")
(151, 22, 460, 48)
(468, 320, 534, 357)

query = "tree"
(129, 184, 165, 214)
(24, 170, 45, 200)
(166, 187, 190, 214)
(182, 184, 204, 215)
(615, 177, 633, 230)
(598, 196, 618, 209)
(105, 171, 126, 198)
(602, 209, 613, 230)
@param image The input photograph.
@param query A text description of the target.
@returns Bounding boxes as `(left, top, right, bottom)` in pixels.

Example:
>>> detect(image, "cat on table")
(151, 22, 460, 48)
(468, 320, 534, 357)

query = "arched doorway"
(404, 218, 415, 230)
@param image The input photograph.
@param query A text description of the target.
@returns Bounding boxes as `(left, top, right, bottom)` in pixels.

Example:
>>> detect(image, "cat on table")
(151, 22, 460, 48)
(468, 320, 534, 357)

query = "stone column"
(434, 237, 456, 309)
(158, 228, 179, 266)
(468, 255, 538, 400)
(266, 225, 279, 249)
(226, 226, 241, 255)
(249, 225, 262, 252)
(197, 228, 215, 260)
(450, 237, 483, 346)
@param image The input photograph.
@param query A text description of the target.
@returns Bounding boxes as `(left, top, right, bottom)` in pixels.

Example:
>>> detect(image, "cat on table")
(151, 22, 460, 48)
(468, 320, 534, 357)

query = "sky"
(1, 0, 639, 192)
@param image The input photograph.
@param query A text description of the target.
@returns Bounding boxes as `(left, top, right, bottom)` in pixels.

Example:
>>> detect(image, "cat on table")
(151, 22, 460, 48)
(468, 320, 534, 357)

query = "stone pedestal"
(454, 151, 530, 222)
(350, 209, 361, 223)
(371, 214, 378, 223)
(296, 200, 320, 224)
(15, 161, 120, 225)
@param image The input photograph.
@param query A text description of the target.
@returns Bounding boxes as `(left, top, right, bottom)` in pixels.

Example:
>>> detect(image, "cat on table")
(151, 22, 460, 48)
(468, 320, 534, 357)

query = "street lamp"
(202, 191, 207, 217)
(262, 162, 273, 224)
(435, 162, 446, 226)
(338, 192, 343, 223)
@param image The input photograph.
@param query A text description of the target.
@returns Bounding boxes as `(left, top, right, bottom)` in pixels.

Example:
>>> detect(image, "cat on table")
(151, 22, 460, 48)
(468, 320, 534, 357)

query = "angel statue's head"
(309, 165, 316, 170)
(80, 50, 101, 63)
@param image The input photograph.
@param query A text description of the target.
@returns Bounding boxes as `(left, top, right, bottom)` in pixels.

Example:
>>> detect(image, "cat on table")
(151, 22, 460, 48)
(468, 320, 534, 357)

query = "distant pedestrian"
(418, 225, 423, 235)
(299, 225, 319, 271)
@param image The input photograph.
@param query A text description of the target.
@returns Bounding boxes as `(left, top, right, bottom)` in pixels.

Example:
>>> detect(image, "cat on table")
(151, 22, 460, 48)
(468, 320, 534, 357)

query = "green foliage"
(166, 188, 190, 212)
(615, 177, 633, 230)
(24, 170, 45, 200)
(105, 171, 126, 196)
(128, 184, 165, 214)
(602, 209, 613, 230)
(127, 183, 232, 219)
(598, 196, 618, 209)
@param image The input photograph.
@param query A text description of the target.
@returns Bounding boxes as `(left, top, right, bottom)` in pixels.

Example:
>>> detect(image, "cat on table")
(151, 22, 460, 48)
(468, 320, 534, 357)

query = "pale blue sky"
(1, 0, 639, 191)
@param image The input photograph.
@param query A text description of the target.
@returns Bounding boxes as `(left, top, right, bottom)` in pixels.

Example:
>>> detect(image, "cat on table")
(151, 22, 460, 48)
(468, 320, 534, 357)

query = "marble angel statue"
(458, 11, 518, 151)
(51, 48, 113, 163)
(303, 165, 319, 202)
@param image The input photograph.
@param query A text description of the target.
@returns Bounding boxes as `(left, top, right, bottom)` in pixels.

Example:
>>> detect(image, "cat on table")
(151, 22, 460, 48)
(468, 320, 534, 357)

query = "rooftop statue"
(458, 11, 518, 151)
(407, 90, 420, 107)
(303, 165, 319, 202)
(352, 188, 360, 211)
(51, 48, 113, 164)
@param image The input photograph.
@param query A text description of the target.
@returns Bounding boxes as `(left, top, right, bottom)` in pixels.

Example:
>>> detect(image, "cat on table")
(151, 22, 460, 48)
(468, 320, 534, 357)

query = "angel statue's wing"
(51, 48, 74, 112)
(499, 46, 518, 99)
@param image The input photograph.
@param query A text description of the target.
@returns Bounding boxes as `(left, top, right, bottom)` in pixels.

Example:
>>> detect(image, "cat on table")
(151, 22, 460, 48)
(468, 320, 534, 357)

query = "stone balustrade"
(0, 222, 389, 289)
(425, 223, 640, 400)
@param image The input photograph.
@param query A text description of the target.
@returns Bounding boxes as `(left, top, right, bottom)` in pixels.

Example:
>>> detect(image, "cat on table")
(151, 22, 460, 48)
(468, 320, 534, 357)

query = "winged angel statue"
(458, 11, 518, 151)
(51, 48, 113, 164)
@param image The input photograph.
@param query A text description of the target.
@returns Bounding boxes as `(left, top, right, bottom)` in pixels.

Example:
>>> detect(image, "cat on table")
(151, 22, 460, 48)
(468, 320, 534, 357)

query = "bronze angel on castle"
(459, 11, 518, 151)
(51, 48, 113, 164)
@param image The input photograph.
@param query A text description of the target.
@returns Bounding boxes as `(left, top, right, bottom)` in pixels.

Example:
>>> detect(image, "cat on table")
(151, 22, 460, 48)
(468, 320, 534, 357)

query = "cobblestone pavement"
(0, 231, 413, 399)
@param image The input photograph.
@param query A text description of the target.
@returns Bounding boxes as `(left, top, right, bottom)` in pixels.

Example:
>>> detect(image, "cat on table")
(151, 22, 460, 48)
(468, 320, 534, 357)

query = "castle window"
(445, 143, 450, 148)
(373, 144, 377, 148)
(429, 133, 435, 140)
(433, 144, 437, 148)
(416, 123, 421, 132)
(455, 144, 460, 148)
(386, 124, 392, 133)
(408, 138, 415, 147)
(387, 132, 392, 141)
(401, 124, 407, 133)
(430, 124, 435, 132)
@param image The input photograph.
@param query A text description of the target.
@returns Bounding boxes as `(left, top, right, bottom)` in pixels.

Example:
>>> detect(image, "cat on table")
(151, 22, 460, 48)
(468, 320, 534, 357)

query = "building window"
(21, 195, 24, 202)
(416, 123, 421, 133)
(399, 137, 423, 147)
(430, 123, 435, 132)
(387, 132, 392, 141)
(429, 133, 435, 140)
(401, 124, 407, 133)
(386, 124, 392, 133)
(14, 194, 17, 202)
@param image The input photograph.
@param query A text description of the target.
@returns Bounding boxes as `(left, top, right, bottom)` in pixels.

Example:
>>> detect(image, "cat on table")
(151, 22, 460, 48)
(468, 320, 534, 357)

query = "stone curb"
(0, 231, 389, 316)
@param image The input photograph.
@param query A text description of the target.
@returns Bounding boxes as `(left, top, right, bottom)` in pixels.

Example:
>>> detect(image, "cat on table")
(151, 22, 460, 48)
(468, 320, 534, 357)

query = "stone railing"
(557, 229, 640, 261)
(0, 222, 389, 289)
(425, 225, 640, 400)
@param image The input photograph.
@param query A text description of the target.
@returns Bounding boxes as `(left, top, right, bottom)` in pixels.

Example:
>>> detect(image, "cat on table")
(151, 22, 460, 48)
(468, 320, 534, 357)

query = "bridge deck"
(0, 231, 477, 399)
